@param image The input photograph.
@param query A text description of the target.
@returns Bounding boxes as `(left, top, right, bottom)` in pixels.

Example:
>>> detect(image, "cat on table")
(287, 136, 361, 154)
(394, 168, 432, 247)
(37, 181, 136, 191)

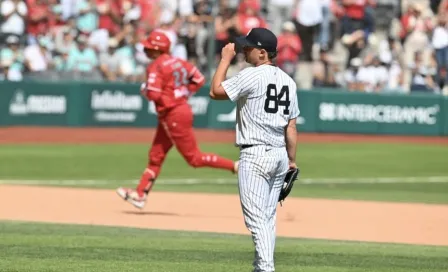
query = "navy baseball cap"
(235, 28, 277, 53)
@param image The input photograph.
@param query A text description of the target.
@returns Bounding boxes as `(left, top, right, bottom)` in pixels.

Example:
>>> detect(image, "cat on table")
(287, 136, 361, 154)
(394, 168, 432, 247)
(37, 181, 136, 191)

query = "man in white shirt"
(23, 36, 53, 72)
(1, 0, 27, 36)
(60, 0, 76, 20)
(154, 9, 188, 60)
(268, 0, 295, 35)
(357, 56, 388, 92)
(295, 0, 323, 62)
(385, 60, 405, 93)
(161, 0, 193, 17)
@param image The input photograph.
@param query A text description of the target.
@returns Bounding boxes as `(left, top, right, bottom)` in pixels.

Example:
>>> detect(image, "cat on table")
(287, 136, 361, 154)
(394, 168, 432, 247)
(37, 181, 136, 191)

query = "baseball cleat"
(116, 187, 147, 209)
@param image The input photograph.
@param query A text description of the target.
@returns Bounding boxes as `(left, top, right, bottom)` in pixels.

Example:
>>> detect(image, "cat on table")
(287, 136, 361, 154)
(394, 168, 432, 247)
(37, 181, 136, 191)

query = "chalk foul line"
(0, 176, 448, 186)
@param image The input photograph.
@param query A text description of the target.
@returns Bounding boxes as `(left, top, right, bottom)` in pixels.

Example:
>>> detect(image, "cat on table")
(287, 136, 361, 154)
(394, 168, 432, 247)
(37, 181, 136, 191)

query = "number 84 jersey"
(142, 54, 205, 115)
(222, 64, 300, 148)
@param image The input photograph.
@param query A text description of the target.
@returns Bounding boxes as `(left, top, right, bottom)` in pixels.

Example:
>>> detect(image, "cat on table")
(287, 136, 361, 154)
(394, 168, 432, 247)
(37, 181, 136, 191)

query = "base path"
(1, 185, 447, 246)
(1, 128, 447, 246)
(0, 127, 447, 144)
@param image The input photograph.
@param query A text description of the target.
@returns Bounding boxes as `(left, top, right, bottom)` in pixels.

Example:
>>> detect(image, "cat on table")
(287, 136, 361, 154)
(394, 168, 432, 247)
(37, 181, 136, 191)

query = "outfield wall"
(1, 81, 447, 136)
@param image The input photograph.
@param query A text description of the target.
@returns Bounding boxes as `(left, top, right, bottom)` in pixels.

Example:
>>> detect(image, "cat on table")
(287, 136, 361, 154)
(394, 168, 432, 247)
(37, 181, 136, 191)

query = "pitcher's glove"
(278, 167, 300, 206)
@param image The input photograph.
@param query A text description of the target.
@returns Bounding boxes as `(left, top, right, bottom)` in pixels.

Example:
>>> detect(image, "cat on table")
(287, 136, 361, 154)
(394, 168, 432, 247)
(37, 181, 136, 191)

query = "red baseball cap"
(141, 31, 171, 53)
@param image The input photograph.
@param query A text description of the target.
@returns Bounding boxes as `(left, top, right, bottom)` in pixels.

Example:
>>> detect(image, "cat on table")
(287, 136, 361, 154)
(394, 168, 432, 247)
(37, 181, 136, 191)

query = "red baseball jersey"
(142, 54, 205, 115)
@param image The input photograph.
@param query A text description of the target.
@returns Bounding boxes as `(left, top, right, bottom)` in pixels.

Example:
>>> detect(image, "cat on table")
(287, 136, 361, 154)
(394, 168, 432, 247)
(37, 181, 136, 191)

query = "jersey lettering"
(173, 67, 189, 88)
(221, 65, 299, 148)
(263, 84, 290, 115)
(174, 89, 189, 98)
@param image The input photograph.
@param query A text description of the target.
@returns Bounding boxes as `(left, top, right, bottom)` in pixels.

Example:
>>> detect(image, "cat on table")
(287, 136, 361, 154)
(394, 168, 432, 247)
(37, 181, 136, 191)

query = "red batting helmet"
(142, 31, 171, 53)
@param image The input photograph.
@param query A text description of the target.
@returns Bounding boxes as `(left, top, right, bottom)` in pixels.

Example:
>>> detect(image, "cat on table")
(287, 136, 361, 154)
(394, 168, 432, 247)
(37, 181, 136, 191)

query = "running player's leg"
(136, 122, 173, 196)
(164, 108, 236, 172)
(238, 146, 278, 272)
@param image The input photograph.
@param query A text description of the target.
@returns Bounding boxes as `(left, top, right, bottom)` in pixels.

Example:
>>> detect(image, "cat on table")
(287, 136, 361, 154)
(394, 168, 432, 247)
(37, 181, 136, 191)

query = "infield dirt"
(1, 127, 447, 246)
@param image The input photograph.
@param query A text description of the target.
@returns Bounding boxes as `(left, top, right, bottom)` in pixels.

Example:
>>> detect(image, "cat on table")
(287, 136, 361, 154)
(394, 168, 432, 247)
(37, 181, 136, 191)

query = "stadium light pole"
(206, 0, 218, 82)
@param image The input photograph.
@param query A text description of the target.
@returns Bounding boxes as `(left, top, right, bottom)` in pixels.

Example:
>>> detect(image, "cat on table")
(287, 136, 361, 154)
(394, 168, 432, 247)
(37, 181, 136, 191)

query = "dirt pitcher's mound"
(1, 185, 447, 246)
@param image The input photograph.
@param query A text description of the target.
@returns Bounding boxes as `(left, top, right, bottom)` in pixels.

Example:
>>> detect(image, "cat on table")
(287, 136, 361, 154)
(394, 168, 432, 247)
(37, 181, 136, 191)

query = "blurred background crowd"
(1, 0, 447, 95)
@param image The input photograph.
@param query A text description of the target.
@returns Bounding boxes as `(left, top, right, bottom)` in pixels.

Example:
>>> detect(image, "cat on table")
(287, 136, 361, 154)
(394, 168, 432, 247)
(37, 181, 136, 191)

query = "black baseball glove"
(278, 167, 300, 205)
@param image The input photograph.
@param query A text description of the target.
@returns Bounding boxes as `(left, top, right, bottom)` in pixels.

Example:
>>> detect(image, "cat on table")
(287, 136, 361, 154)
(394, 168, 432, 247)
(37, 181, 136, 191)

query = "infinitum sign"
(91, 90, 142, 122)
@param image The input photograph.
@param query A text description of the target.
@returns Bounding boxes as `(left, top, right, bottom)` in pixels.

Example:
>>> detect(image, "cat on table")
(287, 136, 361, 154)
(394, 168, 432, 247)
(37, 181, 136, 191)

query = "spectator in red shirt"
(276, 21, 302, 78)
(344, 0, 367, 20)
(96, 0, 123, 35)
(341, 0, 376, 37)
(138, 0, 160, 35)
(27, 0, 51, 44)
(235, 0, 267, 36)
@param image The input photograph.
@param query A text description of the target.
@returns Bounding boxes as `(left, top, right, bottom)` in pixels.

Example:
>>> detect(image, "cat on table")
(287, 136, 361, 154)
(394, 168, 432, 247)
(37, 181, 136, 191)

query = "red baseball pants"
(136, 103, 235, 195)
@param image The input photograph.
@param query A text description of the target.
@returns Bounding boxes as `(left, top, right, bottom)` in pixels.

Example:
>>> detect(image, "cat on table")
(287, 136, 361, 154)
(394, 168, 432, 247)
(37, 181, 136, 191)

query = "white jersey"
(222, 64, 300, 147)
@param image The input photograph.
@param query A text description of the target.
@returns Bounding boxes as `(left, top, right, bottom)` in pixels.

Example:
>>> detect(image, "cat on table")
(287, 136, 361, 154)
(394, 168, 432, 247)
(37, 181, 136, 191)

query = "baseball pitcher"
(209, 27, 300, 272)
(117, 31, 238, 209)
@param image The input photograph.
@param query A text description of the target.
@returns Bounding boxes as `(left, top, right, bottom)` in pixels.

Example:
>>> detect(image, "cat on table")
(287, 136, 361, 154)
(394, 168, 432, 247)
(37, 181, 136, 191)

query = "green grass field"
(1, 221, 447, 272)
(0, 143, 447, 203)
(1, 142, 448, 271)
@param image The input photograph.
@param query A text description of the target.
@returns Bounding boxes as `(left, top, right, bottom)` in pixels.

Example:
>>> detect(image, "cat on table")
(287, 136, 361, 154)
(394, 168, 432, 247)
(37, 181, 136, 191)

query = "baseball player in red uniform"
(117, 31, 238, 209)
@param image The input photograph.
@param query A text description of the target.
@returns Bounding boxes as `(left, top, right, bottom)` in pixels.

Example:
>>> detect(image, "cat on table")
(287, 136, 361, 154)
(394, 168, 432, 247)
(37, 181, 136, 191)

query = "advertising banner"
(2, 82, 72, 126)
(1, 82, 446, 136)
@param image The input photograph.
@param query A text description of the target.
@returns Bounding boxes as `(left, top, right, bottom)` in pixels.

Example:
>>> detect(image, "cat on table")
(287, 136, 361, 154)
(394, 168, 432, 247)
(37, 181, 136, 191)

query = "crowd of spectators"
(0, 0, 447, 95)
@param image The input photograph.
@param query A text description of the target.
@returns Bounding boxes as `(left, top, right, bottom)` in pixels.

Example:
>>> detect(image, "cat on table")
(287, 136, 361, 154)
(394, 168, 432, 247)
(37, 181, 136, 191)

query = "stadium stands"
(0, 0, 447, 95)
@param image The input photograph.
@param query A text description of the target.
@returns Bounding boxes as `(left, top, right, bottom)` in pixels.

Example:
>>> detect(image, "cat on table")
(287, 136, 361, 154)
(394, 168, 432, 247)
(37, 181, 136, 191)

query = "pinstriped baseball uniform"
(222, 64, 300, 272)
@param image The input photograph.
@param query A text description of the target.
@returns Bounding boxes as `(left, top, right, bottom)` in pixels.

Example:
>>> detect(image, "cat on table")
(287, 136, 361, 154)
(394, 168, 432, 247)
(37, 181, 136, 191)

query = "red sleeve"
(183, 61, 205, 93)
(277, 36, 286, 50)
(278, 36, 291, 51)
(143, 62, 164, 102)
(278, 35, 302, 53)
(294, 36, 302, 54)
(331, 0, 345, 18)
(399, 15, 409, 38)
(259, 18, 267, 28)
(401, 15, 410, 29)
